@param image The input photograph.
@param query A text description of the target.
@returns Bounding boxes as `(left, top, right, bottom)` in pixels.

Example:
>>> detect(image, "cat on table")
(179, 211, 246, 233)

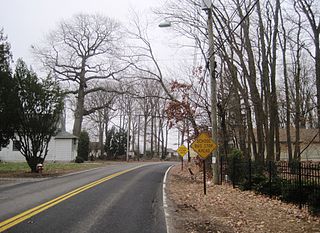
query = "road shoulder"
(166, 163, 320, 233)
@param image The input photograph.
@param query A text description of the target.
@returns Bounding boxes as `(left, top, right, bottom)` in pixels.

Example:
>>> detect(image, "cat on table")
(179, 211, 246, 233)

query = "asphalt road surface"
(0, 162, 173, 233)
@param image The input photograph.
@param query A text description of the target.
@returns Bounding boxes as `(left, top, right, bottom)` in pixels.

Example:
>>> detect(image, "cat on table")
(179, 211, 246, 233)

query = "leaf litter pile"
(166, 163, 320, 233)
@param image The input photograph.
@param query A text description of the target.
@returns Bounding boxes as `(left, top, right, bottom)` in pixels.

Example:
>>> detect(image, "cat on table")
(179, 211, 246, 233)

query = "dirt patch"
(166, 163, 320, 233)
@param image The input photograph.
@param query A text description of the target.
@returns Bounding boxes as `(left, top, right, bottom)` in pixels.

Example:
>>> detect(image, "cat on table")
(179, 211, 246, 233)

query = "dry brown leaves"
(166, 163, 320, 233)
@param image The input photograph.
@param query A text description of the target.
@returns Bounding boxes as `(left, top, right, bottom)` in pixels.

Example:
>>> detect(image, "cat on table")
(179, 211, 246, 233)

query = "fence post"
(269, 161, 272, 198)
(299, 162, 302, 209)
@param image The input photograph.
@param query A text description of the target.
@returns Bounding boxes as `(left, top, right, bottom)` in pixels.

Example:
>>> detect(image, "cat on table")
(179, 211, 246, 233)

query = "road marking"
(163, 165, 174, 233)
(0, 166, 141, 232)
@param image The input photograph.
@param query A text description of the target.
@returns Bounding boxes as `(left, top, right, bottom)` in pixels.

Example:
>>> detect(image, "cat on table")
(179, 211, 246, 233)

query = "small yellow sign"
(191, 132, 217, 159)
(176, 145, 188, 157)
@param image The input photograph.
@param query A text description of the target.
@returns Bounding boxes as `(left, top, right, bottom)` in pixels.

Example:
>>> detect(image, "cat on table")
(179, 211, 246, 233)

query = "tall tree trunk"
(294, 69, 301, 160)
(279, 7, 293, 162)
(73, 85, 85, 137)
(297, 0, 320, 141)
(154, 115, 158, 157)
(230, 62, 248, 157)
(137, 115, 141, 160)
(104, 110, 109, 159)
(237, 2, 265, 164)
(165, 124, 169, 158)
(161, 120, 165, 159)
(157, 117, 162, 158)
(143, 114, 148, 157)
(150, 115, 154, 158)
(294, 20, 302, 160)
(98, 119, 104, 159)
(73, 61, 86, 137)
(315, 37, 320, 140)
(256, 0, 271, 162)
(270, 0, 281, 161)
(132, 122, 135, 158)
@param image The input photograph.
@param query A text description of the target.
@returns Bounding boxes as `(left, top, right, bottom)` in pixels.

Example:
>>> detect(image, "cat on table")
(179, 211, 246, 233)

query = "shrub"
(77, 131, 90, 161)
(308, 191, 320, 215)
(240, 173, 266, 191)
(227, 149, 245, 184)
(75, 156, 84, 163)
(281, 181, 315, 205)
(255, 175, 283, 196)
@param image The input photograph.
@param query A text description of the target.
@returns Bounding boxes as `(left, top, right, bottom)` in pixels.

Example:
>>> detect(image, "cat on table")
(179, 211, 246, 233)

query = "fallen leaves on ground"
(166, 163, 320, 233)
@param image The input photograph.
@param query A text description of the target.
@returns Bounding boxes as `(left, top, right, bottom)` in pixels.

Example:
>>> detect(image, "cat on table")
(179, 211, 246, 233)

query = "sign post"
(176, 145, 188, 171)
(191, 132, 218, 195)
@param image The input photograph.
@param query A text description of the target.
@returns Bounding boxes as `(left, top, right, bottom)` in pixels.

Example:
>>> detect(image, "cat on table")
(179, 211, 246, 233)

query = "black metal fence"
(221, 157, 320, 215)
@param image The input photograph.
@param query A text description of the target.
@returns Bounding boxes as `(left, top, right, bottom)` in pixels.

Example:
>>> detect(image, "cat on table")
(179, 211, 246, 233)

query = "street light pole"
(206, 4, 219, 185)
(159, 0, 219, 183)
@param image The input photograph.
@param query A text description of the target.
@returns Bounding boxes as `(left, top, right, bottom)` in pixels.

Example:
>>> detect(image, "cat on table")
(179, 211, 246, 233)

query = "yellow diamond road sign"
(191, 132, 217, 159)
(177, 145, 188, 157)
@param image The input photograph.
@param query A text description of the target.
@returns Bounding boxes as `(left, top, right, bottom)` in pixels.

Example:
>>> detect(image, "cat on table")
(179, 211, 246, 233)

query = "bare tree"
(296, 0, 320, 139)
(84, 82, 118, 158)
(33, 13, 129, 136)
(279, 5, 293, 161)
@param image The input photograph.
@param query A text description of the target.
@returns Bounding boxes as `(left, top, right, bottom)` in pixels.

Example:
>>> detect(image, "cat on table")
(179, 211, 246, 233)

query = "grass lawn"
(0, 161, 108, 178)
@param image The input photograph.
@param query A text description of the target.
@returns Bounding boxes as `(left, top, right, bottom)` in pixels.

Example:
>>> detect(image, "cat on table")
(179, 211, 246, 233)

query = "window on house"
(12, 140, 21, 151)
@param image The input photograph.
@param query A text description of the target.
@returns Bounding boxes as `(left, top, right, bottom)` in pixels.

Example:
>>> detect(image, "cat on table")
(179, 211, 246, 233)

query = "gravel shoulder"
(166, 163, 320, 233)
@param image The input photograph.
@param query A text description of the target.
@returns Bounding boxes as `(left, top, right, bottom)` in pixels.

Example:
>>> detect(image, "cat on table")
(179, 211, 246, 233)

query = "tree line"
(155, 0, 320, 164)
(1, 0, 319, 169)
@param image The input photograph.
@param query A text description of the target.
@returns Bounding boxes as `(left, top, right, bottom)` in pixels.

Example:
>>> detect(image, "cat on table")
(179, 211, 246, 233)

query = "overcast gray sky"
(0, 0, 164, 65)
(1, 0, 192, 148)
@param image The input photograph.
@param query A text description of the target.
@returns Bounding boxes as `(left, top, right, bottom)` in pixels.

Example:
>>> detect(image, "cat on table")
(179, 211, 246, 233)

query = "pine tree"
(13, 59, 64, 172)
(0, 29, 18, 147)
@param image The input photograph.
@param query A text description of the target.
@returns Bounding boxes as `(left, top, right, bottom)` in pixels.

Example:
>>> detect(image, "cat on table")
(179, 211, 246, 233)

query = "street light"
(158, 0, 219, 184)
(203, 1, 220, 185)
(158, 20, 171, 28)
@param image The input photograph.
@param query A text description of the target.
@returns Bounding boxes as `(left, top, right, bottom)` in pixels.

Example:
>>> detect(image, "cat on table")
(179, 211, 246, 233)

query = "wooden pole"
(203, 159, 207, 195)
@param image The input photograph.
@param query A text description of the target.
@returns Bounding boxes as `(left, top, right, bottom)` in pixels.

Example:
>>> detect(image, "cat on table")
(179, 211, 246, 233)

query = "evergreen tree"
(0, 29, 17, 147)
(13, 59, 64, 172)
(77, 131, 90, 161)
(104, 126, 127, 159)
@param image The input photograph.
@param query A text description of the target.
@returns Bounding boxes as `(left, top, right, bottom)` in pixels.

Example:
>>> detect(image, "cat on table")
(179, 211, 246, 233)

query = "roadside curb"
(163, 164, 174, 233)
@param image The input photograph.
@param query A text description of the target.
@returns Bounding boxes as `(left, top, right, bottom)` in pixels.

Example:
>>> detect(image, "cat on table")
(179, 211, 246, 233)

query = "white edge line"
(163, 164, 174, 233)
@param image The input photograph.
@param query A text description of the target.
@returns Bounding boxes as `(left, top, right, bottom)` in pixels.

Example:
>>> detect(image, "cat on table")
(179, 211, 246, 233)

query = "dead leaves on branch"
(166, 80, 195, 128)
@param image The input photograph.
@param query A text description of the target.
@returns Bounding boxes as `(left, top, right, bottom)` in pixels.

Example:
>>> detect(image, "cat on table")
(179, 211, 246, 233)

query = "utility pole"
(205, 2, 219, 184)
(159, 0, 219, 182)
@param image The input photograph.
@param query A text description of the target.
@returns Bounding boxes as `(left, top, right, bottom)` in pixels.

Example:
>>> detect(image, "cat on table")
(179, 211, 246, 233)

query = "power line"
(208, 0, 259, 60)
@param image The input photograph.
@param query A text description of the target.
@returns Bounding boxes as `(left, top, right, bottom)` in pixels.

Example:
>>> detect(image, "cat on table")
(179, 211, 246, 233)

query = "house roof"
(251, 128, 320, 144)
(54, 131, 78, 139)
(167, 148, 178, 153)
(278, 128, 319, 143)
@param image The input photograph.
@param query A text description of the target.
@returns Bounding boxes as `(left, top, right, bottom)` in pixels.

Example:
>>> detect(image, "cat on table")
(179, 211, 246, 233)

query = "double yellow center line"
(0, 166, 140, 232)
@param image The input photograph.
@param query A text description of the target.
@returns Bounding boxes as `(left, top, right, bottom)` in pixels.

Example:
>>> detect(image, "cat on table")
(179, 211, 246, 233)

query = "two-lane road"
(0, 162, 173, 233)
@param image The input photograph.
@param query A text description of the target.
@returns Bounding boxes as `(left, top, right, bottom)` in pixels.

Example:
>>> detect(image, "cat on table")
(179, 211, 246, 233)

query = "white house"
(0, 131, 78, 162)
